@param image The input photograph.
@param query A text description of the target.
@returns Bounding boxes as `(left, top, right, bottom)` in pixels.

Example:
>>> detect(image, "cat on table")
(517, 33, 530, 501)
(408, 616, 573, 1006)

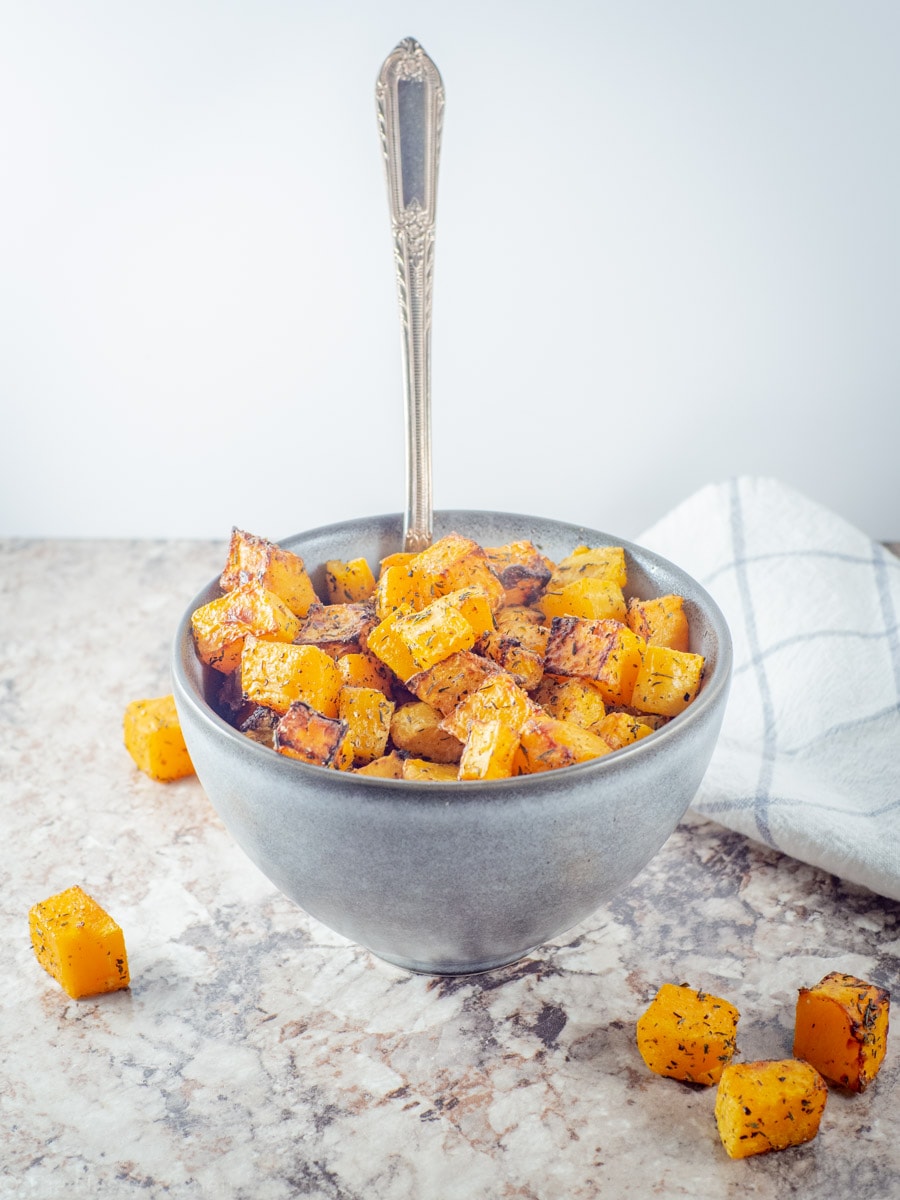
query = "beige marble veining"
(1, 538, 898, 1199)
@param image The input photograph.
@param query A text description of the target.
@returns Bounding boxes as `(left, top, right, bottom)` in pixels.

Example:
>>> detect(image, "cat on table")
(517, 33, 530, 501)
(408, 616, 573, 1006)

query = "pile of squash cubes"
(190, 529, 706, 780)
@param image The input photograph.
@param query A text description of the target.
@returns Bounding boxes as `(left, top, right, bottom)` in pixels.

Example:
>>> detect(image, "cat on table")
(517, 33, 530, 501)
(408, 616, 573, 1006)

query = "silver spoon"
(376, 38, 444, 553)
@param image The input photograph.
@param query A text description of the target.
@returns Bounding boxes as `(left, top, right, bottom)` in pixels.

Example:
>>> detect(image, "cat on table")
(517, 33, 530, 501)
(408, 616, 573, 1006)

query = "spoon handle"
(376, 39, 444, 553)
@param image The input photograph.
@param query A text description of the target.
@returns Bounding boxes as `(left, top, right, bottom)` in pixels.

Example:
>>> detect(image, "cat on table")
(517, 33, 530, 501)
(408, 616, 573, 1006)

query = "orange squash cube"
(543, 617, 645, 707)
(531, 675, 607, 732)
(29, 886, 130, 999)
(275, 701, 351, 769)
(636, 982, 740, 1085)
(793, 971, 890, 1092)
(374, 562, 425, 619)
(441, 674, 535, 743)
(338, 686, 395, 765)
(539, 577, 627, 623)
(219, 528, 319, 617)
(294, 602, 377, 659)
(401, 758, 460, 782)
(324, 557, 377, 604)
(595, 711, 654, 751)
(715, 1059, 827, 1158)
(517, 711, 611, 773)
(458, 718, 521, 780)
(410, 533, 505, 610)
(355, 750, 406, 778)
(548, 545, 627, 590)
(391, 701, 463, 764)
(626, 594, 690, 651)
(241, 637, 342, 717)
(368, 600, 475, 679)
(477, 630, 544, 691)
(336, 651, 394, 698)
(631, 644, 705, 717)
(123, 695, 195, 781)
(406, 650, 501, 716)
(191, 583, 301, 674)
(483, 540, 553, 605)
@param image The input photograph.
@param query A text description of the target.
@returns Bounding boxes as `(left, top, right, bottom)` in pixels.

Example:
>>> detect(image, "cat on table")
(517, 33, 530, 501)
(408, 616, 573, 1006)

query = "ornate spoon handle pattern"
(376, 39, 445, 552)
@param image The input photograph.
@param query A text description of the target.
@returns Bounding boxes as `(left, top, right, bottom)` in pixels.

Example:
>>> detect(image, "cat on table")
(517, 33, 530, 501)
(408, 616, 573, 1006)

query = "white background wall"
(2, 1, 898, 543)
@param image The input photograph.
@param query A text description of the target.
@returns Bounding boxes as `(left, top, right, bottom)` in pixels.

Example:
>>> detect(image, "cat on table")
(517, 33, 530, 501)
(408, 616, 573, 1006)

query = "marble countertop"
(2, 538, 898, 1199)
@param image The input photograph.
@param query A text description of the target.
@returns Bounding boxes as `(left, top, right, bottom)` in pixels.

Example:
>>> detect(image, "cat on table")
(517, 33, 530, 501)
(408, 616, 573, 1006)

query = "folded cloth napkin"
(637, 476, 900, 902)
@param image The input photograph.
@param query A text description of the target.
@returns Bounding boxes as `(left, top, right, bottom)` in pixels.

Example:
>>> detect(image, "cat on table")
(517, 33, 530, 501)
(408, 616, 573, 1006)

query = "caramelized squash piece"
(483, 540, 553, 605)
(391, 701, 464, 764)
(29, 886, 130, 999)
(636, 982, 739, 1085)
(406, 650, 501, 716)
(517, 711, 611, 773)
(543, 617, 645, 707)
(626, 594, 690, 652)
(191, 583, 301, 674)
(275, 701, 351, 769)
(123, 694, 194, 781)
(715, 1059, 827, 1158)
(219, 528, 319, 618)
(793, 971, 890, 1092)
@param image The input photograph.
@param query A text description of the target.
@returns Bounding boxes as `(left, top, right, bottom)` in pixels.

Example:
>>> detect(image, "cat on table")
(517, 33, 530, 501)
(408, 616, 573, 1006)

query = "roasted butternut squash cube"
(636, 982, 740, 1085)
(433, 586, 496, 639)
(336, 651, 394, 698)
(494, 605, 550, 656)
(294, 602, 377, 660)
(219, 528, 318, 617)
(549, 545, 627, 591)
(338, 686, 394, 765)
(401, 758, 460, 782)
(324, 557, 377, 604)
(368, 600, 475, 680)
(441, 674, 535, 743)
(374, 562, 425, 619)
(539, 577, 627, 623)
(238, 705, 279, 748)
(275, 701, 351, 769)
(477, 630, 544, 691)
(483, 540, 553, 605)
(530, 675, 607, 732)
(191, 583, 302, 674)
(391, 700, 464, 763)
(715, 1059, 827, 1159)
(543, 617, 645, 707)
(793, 972, 890, 1092)
(379, 550, 417, 573)
(410, 533, 505, 610)
(458, 719, 521, 780)
(517, 711, 611, 773)
(626, 594, 690, 652)
(406, 650, 501, 716)
(631, 644, 705, 717)
(29, 886, 130, 999)
(123, 695, 195, 781)
(355, 750, 406, 778)
(595, 711, 654, 751)
(241, 636, 342, 717)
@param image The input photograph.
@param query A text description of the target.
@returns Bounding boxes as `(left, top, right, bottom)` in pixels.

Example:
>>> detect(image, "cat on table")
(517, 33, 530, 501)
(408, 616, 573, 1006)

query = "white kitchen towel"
(637, 476, 900, 901)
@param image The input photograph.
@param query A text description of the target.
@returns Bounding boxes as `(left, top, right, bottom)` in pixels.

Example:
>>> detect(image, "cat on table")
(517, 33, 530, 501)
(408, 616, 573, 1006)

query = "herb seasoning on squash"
(29, 886, 130, 999)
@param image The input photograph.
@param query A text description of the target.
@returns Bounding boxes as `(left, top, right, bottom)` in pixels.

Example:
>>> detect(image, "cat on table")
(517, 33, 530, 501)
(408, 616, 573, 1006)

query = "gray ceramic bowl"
(173, 510, 732, 975)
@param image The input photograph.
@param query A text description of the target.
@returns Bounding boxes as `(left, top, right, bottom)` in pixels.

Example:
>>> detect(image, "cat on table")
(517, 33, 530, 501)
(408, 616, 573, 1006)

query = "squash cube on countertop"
(29, 885, 130, 999)
(636, 982, 740, 1086)
(793, 971, 890, 1092)
(715, 1059, 827, 1159)
(123, 694, 195, 781)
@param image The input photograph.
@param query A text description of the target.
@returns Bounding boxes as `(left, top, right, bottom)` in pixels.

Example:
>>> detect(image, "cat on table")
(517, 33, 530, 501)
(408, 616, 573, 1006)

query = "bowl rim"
(172, 509, 733, 800)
